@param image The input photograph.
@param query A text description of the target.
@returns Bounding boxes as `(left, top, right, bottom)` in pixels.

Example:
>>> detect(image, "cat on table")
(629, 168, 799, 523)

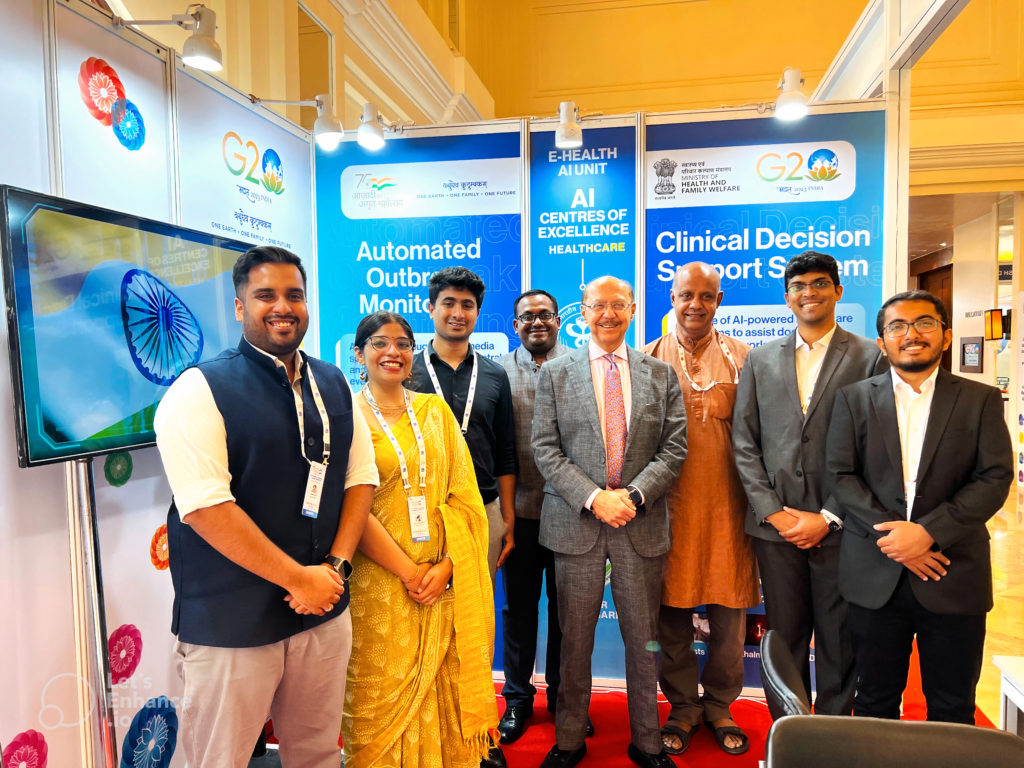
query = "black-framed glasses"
(517, 311, 556, 323)
(582, 301, 631, 313)
(367, 336, 414, 351)
(882, 317, 943, 338)
(786, 278, 834, 295)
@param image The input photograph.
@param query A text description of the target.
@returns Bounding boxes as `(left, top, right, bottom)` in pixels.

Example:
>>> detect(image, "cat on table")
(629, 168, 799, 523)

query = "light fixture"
(555, 100, 583, 149)
(249, 93, 344, 151)
(115, 4, 222, 72)
(357, 103, 386, 151)
(774, 68, 808, 121)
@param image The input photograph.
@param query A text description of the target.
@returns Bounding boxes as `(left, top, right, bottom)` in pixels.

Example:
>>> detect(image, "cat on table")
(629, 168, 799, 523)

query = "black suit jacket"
(826, 368, 1012, 614)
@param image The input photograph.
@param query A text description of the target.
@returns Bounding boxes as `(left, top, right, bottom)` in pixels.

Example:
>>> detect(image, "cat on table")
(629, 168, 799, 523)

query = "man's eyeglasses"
(786, 278, 834, 295)
(582, 301, 631, 313)
(517, 311, 556, 323)
(367, 336, 414, 351)
(882, 317, 943, 338)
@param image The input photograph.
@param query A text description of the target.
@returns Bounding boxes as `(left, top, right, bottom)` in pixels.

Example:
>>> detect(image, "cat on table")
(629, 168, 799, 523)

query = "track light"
(249, 93, 344, 151)
(357, 103, 386, 151)
(555, 101, 583, 149)
(774, 68, 808, 121)
(115, 4, 222, 72)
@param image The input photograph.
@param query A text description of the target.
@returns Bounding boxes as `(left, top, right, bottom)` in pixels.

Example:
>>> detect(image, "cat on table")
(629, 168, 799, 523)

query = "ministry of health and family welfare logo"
(652, 158, 678, 195)
(806, 148, 841, 181)
(78, 57, 146, 151)
(558, 302, 591, 349)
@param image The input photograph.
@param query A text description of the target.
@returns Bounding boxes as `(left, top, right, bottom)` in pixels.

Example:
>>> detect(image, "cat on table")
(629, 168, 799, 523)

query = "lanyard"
(678, 333, 739, 393)
(362, 387, 427, 494)
(293, 362, 331, 466)
(423, 347, 477, 435)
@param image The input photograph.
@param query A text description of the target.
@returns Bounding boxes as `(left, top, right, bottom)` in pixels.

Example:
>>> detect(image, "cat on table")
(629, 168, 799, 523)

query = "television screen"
(1, 186, 252, 466)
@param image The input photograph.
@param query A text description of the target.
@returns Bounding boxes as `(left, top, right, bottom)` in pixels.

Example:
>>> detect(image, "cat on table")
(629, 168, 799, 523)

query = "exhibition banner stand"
(314, 123, 524, 387)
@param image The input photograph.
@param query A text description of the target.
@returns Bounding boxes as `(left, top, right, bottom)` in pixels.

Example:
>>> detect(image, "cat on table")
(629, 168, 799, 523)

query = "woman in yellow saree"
(343, 311, 499, 768)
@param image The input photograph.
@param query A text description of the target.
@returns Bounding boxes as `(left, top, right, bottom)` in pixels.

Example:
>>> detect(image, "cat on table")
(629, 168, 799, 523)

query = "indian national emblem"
(653, 158, 678, 195)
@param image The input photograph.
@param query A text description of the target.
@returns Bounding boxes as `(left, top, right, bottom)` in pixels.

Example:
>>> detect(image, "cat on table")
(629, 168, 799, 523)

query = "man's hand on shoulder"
(591, 489, 636, 527)
(874, 520, 935, 562)
(778, 507, 828, 549)
(284, 564, 344, 616)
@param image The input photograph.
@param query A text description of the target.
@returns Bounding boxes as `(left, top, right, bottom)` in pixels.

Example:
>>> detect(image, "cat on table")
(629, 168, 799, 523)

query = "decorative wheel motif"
(109, 624, 143, 684)
(78, 58, 125, 126)
(104, 451, 134, 486)
(111, 99, 146, 151)
(120, 698, 178, 768)
(150, 524, 169, 571)
(120, 269, 204, 386)
(2, 730, 48, 768)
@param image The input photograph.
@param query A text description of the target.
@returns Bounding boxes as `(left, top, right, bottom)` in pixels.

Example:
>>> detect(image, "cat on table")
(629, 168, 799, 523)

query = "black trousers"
(500, 518, 561, 710)
(848, 570, 986, 724)
(753, 538, 855, 715)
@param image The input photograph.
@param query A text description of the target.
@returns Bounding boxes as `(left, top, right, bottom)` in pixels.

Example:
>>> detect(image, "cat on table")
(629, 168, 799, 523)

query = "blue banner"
(644, 110, 886, 345)
(529, 124, 637, 348)
(315, 130, 523, 384)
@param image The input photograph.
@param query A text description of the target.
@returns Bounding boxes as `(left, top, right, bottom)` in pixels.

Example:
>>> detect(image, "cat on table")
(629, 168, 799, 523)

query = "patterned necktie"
(603, 353, 627, 488)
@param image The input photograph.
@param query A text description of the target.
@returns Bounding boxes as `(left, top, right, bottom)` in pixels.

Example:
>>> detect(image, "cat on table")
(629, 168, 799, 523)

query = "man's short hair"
(875, 289, 949, 337)
(513, 289, 559, 316)
(784, 251, 840, 288)
(428, 266, 485, 307)
(232, 246, 306, 296)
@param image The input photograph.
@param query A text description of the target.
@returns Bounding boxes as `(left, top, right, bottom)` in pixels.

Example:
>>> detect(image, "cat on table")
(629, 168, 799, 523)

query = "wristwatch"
(826, 519, 842, 534)
(626, 485, 645, 512)
(323, 554, 353, 579)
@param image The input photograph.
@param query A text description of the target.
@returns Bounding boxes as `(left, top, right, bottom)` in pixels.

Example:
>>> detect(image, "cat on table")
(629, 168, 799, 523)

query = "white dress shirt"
(155, 342, 378, 520)
(585, 340, 634, 510)
(892, 365, 939, 519)
(795, 323, 837, 414)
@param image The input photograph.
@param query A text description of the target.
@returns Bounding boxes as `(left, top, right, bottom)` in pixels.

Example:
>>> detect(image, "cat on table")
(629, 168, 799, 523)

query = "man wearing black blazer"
(733, 251, 886, 715)
(826, 290, 1012, 723)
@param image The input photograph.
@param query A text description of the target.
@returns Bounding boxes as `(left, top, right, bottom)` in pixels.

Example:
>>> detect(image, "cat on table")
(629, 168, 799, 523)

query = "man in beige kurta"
(642, 262, 759, 757)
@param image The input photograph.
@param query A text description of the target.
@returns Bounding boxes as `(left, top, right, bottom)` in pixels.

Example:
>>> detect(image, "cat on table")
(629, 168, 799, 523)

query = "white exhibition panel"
(55, 2, 172, 221)
(0, 2, 80, 766)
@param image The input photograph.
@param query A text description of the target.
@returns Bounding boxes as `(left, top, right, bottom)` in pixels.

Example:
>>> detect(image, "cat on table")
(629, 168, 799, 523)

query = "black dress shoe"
(498, 705, 533, 744)
(626, 743, 674, 768)
(481, 745, 507, 768)
(585, 716, 594, 738)
(538, 744, 586, 768)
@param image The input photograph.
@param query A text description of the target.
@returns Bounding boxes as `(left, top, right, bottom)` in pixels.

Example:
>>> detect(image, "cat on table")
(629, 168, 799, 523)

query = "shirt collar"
(677, 326, 716, 354)
(589, 339, 629, 362)
(244, 335, 306, 381)
(795, 323, 837, 352)
(515, 343, 562, 367)
(891, 364, 940, 395)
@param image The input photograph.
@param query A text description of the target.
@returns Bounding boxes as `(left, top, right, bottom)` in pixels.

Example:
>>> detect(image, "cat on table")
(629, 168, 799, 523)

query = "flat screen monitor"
(1, 185, 252, 467)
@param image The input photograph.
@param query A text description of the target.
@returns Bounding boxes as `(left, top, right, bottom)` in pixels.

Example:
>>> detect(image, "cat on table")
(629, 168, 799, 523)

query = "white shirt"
(154, 343, 378, 520)
(795, 324, 837, 414)
(892, 365, 939, 519)
(585, 340, 637, 510)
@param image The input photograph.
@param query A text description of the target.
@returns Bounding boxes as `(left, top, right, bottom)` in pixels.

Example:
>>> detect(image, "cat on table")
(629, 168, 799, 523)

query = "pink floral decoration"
(2, 730, 48, 768)
(108, 623, 143, 684)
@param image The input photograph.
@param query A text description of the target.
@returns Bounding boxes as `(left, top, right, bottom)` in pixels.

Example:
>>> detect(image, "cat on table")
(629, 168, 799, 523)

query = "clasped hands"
(873, 520, 948, 581)
(401, 558, 453, 606)
(591, 488, 637, 528)
(284, 563, 345, 616)
(767, 507, 829, 549)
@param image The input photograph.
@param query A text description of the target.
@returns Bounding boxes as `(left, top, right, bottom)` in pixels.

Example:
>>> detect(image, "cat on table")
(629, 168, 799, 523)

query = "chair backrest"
(759, 629, 811, 719)
(766, 715, 1024, 768)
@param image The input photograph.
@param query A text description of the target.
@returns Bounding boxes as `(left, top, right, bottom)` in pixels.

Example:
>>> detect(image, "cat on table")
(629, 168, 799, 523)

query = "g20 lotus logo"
(222, 132, 285, 194)
(756, 147, 841, 182)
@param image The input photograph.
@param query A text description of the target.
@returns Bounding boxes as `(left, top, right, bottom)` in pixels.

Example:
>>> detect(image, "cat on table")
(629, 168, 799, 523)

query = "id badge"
(302, 461, 328, 518)
(408, 495, 430, 542)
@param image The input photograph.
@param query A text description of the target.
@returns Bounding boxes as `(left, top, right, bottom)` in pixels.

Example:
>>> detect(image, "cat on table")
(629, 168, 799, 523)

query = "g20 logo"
(222, 132, 285, 194)
(756, 148, 840, 182)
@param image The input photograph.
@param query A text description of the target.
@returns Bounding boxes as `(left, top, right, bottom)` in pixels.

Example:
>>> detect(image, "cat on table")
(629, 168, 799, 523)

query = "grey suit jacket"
(732, 326, 887, 544)
(827, 369, 1012, 613)
(531, 346, 688, 557)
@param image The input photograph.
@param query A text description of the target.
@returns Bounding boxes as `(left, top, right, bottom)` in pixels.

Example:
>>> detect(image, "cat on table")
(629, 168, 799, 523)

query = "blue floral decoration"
(111, 98, 146, 151)
(120, 696, 177, 768)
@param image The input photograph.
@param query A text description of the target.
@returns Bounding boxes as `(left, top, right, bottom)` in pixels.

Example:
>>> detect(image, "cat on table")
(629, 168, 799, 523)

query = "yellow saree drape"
(343, 393, 498, 768)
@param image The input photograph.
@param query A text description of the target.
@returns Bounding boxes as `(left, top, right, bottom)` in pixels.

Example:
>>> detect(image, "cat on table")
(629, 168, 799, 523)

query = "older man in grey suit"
(532, 276, 687, 768)
(733, 251, 886, 716)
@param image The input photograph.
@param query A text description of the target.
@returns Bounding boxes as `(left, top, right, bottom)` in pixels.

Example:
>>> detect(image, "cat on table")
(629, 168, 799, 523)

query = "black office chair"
(766, 714, 1024, 768)
(759, 629, 811, 719)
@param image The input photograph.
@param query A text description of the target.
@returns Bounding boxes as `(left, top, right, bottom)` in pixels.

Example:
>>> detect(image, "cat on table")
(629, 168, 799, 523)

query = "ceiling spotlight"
(248, 92, 344, 151)
(774, 68, 808, 121)
(555, 100, 583, 149)
(357, 103, 386, 151)
(115, 4, 222, 72)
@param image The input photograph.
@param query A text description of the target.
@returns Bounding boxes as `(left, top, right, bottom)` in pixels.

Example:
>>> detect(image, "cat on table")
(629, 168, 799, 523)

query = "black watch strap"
(324, 554, 353, 579)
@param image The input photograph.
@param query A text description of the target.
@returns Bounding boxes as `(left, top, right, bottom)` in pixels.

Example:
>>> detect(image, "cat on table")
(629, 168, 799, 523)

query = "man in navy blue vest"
(155, 246, 378, 767)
